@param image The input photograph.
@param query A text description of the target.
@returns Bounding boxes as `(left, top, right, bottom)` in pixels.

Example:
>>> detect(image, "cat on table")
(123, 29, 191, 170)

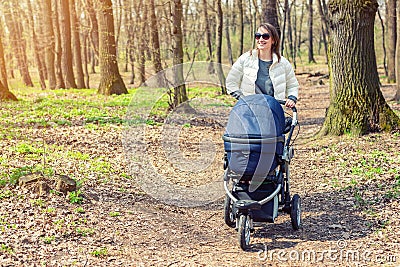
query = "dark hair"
(252, 23, 281, 62)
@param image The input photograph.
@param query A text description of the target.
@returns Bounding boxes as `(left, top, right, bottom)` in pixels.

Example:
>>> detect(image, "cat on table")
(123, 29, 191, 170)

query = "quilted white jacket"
(226, 50, 299, 101)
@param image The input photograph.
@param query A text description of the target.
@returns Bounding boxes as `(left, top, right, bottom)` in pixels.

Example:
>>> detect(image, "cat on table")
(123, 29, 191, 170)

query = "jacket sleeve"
(226, 54, 245, 94)
(284, 60, 299, 99)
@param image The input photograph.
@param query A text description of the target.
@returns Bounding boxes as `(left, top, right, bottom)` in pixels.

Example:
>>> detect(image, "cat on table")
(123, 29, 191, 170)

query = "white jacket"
(226, 50, 299, 101)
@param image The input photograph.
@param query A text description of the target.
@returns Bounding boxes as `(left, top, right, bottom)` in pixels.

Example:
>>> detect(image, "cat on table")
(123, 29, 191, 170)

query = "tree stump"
(54, 174, 77, 194)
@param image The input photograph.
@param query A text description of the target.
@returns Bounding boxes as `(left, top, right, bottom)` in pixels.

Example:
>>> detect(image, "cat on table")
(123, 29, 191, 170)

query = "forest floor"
(0, 69, 400, 267)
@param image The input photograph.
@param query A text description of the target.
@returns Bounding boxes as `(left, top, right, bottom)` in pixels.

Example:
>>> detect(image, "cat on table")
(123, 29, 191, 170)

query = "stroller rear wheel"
(238, 214, 251, 250)
(223, 194, 236, 228)
(290, 194, 301, 230)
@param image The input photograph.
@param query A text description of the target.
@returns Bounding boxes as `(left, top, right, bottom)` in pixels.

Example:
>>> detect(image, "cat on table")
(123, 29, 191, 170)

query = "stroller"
(222, 94, 301, 250)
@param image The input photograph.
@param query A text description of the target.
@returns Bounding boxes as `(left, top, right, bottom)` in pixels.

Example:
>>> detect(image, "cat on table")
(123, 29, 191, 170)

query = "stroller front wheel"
(223, 194, 236, 228)
(290, 194, 302, 230)
(238, 214, 251, 250)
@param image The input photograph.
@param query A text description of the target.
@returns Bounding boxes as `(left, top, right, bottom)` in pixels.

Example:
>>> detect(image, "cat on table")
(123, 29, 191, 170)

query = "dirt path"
(1, 75, 399, 266)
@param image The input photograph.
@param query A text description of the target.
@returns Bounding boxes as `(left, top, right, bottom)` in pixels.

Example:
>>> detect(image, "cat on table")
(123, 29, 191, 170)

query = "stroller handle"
(277, 99, 297, 113)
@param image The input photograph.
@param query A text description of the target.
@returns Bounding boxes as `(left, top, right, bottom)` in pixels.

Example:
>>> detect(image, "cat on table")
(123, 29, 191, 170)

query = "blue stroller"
(222, 94, 301, 250)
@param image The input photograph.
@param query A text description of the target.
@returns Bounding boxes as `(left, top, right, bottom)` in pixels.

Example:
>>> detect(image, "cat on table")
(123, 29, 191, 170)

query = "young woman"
(226, 23, 299, 108)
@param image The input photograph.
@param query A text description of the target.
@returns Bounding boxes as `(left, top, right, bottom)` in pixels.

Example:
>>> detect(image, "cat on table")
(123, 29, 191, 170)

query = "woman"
(226, 23, 299, 108)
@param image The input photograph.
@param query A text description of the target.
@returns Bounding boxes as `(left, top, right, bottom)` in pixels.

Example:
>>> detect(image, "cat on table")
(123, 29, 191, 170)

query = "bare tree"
(395, 0, 400, 101)
(262, 0, 280, 36)
(308, 0, 316, 63)
(27, 0, 46, 89)
(0, 22, 8, 89)
(320, 0, 400, 135)
(216, 0, 226, 94)
(2, 1, 34, 87)
(70, 0, 86, 88)
(97, 0, 127, 95)
(53, 0, 66, 89)
(387, 0, 397, 83)
(172, 0, 188, 107)
(59, 0, 77, 88)
(42, 0, 57, 89)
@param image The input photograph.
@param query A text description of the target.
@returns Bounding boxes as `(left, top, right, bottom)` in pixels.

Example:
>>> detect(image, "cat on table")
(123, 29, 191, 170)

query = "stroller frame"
(223, 100, 301, 250)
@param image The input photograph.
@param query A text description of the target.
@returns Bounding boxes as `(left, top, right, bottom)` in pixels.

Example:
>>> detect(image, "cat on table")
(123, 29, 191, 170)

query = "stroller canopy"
(224, 94, 285, 139)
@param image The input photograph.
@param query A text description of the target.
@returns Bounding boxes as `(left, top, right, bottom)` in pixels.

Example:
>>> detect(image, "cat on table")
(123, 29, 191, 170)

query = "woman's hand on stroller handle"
(277, 100, 297, 112)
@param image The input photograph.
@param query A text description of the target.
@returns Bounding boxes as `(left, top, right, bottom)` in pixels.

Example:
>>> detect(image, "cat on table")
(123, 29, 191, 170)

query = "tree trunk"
(97, 0, 127, 95)
(2, 2, 34, 87)
(138, 2, 147, 85)
(238, 0, 244, 55)
(149, 0, 166, 87)
(85, 0, 99, 73)
(262, 0, 280, 36)
(0, 80, 17, 101)
(216, 0, 226, 94)
(320, 0, 400, 135)
(0, 23, 8, 89)
(27, 0, 46, 89)
(224, 3, 234, 66)
(395, 1, 400, 101)
(53, 0, 66, 89)
(172, 0, 188, 107)
(59, 0, 77, 88)
(387, 0, 397, 83)
(308, 0, 316, 63)
(316, 0, 329, 63)
(70, 0, 85, 88)
(42, 0, 57, 89)
(203, 0, 215, 74)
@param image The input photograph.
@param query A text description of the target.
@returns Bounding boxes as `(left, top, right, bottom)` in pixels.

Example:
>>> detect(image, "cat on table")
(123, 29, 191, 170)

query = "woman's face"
(256, 27, 273, 52)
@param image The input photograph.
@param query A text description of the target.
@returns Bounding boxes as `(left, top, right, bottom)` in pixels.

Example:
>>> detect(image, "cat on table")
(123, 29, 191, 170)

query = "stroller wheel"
(238, 214, 251, 250)
(223, 194, 236, 228)
(290, 194, 302, 230)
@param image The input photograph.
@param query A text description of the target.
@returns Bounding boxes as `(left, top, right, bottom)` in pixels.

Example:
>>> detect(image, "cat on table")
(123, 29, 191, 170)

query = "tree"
(308, 0, 316, 63)
(0, 22, 8, 89)
(27, 0, 46, 89)
(59, 0, 77, 88)
(262, 0, 280, 36)
(53, 0, 66, 89)
(2, 1, 34, 87)
(0, 80, 17, 101)
(97, 0, 127, 95)
(70, 0, 86, 88)
(320, 0, 400, 136)
(149, 0, 166, 86)
(386, 0, 396, 83)
(172, 0, 188, 107)
(203, 0, 215, 74)
(216, 0, 226, 94)
(395, 1, 400, 101)
(42, 0, 57, 89)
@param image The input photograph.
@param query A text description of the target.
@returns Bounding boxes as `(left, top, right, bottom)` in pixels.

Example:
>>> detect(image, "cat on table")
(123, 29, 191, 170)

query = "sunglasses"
(255, 33, 271, 40)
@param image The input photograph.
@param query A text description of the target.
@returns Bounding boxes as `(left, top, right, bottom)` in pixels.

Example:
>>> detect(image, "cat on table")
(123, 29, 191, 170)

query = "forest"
(0, 0, 400, 266)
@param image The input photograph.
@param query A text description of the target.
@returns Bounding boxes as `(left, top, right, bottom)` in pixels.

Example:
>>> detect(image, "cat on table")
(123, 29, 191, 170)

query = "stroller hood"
(223, 94, 285, 179)
(224, 94, 285, 138)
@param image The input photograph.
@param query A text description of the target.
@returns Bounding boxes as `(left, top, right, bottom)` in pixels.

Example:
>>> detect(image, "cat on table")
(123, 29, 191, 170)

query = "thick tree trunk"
(97, 0, 127, 95)
(70, 0, 86, 88)
(387, 0, 396, 83)
(59, 0, 77, 88)
(42, 0, 57, 89)
(320, 0, 400, 135)
(262, 0, 280, 36)
(172, 0, 188, 107)
(0, 80, 17, 101)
